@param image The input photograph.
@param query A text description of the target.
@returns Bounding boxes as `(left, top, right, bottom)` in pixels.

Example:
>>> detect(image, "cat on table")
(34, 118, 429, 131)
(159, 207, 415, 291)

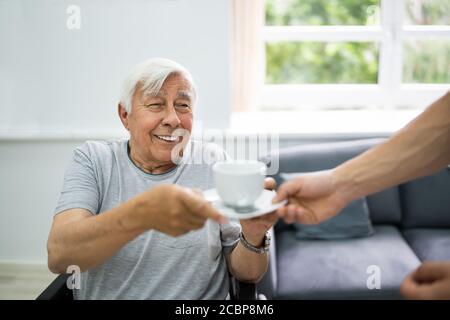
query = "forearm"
(227, 234, 268, 283)
(335, 91, 450, 202)
(48, 198, 146, 273)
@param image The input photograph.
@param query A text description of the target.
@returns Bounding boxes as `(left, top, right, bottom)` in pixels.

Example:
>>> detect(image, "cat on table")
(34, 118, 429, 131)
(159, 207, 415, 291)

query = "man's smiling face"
(120, 73, 194, 169)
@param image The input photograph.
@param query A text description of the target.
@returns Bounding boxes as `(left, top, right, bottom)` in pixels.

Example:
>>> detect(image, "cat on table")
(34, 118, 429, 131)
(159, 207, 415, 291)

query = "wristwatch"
(239, 231, 271, 254)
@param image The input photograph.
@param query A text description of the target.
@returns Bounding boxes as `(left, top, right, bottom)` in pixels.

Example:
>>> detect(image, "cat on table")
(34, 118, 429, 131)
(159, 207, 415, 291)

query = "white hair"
(119, 58, 197, 113)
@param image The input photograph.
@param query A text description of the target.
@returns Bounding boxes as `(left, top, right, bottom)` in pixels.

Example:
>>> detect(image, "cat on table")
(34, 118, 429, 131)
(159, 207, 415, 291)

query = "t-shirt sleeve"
(54, 144, 100, 216)
(220, 220, 241, 255)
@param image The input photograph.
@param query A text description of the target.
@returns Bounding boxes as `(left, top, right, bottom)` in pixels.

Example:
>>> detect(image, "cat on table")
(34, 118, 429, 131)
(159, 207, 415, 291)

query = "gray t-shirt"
(54, 138, 241, 300)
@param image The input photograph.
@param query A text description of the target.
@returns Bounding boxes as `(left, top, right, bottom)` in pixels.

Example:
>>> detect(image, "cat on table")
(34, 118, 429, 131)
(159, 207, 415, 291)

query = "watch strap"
(239, 231, 270, 254)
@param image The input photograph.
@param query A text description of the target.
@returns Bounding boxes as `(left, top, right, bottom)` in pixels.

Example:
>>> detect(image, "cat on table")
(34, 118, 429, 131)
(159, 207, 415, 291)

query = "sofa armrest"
(256, 228, 277, 299)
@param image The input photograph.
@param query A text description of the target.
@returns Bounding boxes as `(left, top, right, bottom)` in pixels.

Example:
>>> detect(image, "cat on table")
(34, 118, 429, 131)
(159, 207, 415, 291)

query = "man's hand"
(239, 178, 279, 246)
(400, 261, 450, 300)
(273, 170, 351, 225)
(134, 184, 226, 236)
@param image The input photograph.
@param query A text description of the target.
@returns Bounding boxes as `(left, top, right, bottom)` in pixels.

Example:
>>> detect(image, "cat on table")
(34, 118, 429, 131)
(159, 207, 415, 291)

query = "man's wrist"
(332, 165, 360, 205)
(121, 195, 150, 234)
(241, 231, 265, 247)
(239, 231, 270, 254)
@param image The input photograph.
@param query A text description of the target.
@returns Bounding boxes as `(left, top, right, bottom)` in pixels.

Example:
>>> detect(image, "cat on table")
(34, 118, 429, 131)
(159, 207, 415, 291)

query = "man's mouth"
(154, 134, 180, 143)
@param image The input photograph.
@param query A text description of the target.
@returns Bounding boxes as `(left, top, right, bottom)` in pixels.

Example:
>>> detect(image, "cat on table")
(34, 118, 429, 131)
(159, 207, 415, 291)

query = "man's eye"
(146, 104, 163, 110)
(176, 104, 191, 110)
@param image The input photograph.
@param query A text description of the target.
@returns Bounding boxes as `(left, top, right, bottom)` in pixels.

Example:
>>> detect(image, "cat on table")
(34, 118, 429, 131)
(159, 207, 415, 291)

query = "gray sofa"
(258, 138, 450, 299)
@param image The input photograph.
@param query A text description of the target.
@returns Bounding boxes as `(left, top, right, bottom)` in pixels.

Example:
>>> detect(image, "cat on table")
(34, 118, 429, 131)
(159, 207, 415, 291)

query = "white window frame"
(260, 0, 450, 110)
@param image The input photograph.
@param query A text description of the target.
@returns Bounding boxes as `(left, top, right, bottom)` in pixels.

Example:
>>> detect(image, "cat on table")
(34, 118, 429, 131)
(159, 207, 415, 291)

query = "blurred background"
(0, 0, 448, 299)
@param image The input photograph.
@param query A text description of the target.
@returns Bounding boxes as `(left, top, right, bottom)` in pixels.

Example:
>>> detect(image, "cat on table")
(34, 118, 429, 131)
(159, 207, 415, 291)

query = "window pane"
(404, 0, 450, 25)
(266, 42, 379, 84)
(265, 0, 380, 26)
(403, 40, 450, 83)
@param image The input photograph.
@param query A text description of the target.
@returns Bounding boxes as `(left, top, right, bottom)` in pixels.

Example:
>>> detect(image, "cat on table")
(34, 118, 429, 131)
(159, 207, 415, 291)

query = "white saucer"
(203, 189, 287, 220)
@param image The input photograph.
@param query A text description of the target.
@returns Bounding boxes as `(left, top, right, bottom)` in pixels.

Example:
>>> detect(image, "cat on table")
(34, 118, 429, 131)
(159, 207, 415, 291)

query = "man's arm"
(47, 184, 224, 273)
(335, 91, 450, 203)
(47, 200, 144, 274)
(225, 230, 269, 283)
(225, 178, 278, 283)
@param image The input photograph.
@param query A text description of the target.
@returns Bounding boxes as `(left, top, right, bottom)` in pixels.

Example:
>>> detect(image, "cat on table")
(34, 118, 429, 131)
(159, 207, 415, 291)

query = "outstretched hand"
(273, 170, 350, 225)
(137, 184, 226, 237)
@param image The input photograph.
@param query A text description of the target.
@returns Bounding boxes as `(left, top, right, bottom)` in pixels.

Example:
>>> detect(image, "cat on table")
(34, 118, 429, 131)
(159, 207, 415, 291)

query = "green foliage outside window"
(265, 0, 449, 84)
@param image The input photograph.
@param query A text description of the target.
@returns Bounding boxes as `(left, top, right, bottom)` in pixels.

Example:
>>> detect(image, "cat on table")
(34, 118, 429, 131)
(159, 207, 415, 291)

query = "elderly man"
(47, 58, 278, 299)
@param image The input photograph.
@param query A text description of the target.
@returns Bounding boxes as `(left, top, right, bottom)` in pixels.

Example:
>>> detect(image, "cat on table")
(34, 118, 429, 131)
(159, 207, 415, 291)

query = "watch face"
(263, 232, 271, 252)
(265, 232, 271, 244)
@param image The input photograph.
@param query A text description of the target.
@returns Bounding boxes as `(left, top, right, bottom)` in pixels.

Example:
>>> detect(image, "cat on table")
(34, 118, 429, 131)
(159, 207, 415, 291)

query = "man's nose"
(161, 105, 181, 127)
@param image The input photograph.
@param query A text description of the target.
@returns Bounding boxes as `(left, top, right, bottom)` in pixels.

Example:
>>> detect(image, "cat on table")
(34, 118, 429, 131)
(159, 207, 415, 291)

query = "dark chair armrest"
(36, 274, 73, 300)
(38, 274, 257, 300)
(229, 276, 257, 300)
(235, 281, 258, 300)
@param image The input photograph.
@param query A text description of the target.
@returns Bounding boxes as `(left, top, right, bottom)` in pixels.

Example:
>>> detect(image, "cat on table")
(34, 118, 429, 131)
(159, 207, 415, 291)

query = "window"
(262, 0, 450, 110)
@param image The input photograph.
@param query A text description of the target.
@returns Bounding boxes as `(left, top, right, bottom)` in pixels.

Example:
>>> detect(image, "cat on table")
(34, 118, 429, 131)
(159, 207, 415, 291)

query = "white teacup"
(212, 160, 267, 210)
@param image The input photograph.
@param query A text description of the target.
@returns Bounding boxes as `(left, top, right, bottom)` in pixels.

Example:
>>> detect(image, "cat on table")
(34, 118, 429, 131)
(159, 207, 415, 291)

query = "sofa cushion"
(366, 187, 402, 225)
(400, 168, 450, 228)
(266, 139, 402, 225)
(402, 228, 450, 261)
(275, 225, 420, 299)
(294, 197, 374, 240)
(280, 172, 374, 239)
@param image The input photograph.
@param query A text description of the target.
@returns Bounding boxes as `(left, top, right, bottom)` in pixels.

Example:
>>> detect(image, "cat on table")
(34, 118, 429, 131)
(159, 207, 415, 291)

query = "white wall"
(0, 0, 231, 263)
(0, 140, 82, 262)
(0, 0, 231, 137)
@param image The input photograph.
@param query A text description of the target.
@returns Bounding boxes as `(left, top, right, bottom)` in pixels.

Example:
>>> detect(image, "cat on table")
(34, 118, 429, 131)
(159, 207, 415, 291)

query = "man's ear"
(118, 103, 129, 131)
